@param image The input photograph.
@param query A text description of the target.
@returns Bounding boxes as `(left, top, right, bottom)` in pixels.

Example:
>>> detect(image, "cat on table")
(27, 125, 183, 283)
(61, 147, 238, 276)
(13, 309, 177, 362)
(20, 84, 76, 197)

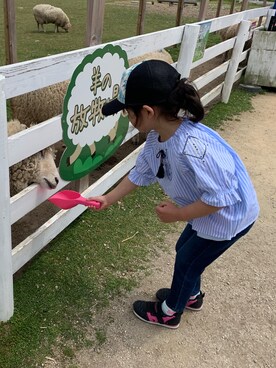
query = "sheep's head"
(10, 147, 59, 196)
(63, 22, 72, 32)
(36, 147, 59, 189)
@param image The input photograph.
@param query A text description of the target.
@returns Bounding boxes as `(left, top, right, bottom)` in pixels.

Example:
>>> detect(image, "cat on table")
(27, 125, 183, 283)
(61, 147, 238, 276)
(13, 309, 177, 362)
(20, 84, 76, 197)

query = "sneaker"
(133, 300, 182, 329)
(156, 288, 205, 311)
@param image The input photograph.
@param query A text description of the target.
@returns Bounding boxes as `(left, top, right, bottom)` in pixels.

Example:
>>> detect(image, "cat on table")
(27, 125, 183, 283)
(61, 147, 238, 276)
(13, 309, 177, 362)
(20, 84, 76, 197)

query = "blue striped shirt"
(128, 119, 259, 240)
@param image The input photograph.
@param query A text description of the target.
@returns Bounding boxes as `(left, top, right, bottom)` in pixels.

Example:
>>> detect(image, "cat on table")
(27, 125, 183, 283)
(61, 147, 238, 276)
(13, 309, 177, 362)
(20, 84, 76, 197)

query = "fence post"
(4, 0, 17, 64)
(221, 20, 251, 103)
(198, 0, 209, 21)
(0, 75, 14, 322)
(85, 0, 105, 46)
(176, 0, 185, 26)
(176, 24, 200, 78)
(216, 0, 223, 17)
(137, 0, 147, 35)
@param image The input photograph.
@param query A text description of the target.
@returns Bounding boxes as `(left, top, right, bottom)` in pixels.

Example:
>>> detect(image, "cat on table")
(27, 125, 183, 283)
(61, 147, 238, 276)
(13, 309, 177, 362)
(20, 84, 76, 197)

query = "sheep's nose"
(44, 178, 59, 189)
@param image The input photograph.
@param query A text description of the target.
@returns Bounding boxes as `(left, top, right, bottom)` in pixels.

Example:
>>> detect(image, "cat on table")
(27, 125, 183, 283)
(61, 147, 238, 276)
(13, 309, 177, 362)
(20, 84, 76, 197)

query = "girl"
(89, 60, 259, 329)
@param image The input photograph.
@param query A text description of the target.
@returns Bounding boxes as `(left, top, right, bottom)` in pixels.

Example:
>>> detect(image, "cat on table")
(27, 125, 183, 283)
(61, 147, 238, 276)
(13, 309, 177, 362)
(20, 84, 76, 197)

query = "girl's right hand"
(87, 195, 108, 210)
(87, 176, 138, 211)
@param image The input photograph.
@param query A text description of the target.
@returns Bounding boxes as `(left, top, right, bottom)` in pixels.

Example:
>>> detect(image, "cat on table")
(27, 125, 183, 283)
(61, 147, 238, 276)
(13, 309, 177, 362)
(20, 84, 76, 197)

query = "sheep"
(129, 49, 173, 66)
(219, 24, 246, 61)
(8, 119, 59, 196)
(33, 4, 72, 33)
(10, 50, 174, 128)
(10, 81, 69, 128)
(219, 18, 263, 61)
(10, 50, 173, 128)
(10, 49, 174, 148)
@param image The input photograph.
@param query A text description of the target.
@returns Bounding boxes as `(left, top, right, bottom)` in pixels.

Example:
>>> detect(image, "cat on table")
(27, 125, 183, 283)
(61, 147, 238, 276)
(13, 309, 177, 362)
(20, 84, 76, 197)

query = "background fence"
(0, 6, 270, 321)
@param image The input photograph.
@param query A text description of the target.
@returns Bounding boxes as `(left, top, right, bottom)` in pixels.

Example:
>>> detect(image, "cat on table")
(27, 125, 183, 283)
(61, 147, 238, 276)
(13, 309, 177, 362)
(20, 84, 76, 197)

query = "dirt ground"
(113, 0, 243, 19)
(62, 91, 275, 368)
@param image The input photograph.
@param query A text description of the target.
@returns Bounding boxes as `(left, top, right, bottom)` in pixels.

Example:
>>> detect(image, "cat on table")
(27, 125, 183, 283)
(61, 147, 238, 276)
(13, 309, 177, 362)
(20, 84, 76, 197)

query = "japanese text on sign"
(70, 66, 119, 135)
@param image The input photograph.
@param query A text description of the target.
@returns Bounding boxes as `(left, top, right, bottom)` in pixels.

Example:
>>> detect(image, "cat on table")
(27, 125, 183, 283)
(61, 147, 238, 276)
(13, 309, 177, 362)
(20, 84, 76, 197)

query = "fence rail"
(0, 7, 270, 321)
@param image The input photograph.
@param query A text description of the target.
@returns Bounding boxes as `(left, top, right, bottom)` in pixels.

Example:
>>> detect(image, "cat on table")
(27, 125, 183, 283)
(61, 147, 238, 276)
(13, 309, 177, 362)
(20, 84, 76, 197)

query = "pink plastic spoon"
(48, 190, 101, 209)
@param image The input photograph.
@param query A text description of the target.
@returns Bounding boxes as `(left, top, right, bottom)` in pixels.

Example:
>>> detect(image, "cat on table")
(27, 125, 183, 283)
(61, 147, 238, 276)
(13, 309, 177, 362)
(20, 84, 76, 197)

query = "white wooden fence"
(0, 7, 270, 321)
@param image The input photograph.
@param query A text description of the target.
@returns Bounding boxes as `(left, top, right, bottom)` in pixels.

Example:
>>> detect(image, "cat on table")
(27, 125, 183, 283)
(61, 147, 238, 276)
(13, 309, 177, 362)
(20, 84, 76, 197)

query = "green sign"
(59, 44, 129, 181)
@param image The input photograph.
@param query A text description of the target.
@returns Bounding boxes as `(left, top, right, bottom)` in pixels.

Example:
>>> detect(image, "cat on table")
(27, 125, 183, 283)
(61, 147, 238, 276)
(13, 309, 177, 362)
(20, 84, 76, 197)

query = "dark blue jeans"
(166, 222, 254, 313)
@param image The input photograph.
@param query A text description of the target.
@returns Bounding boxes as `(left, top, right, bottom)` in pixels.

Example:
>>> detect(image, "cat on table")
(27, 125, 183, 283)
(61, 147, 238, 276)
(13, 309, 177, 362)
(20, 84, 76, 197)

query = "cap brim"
(102, 99, 126, 116)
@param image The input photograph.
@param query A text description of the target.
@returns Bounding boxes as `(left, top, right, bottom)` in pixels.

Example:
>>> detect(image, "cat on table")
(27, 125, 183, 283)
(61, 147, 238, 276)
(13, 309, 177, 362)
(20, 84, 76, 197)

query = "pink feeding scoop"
(48, 190, 101, 209)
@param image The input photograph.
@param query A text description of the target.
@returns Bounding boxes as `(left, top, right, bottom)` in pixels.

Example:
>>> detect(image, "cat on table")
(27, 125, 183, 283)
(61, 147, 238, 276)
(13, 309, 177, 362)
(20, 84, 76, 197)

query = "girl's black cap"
(102, 59, 181, 116)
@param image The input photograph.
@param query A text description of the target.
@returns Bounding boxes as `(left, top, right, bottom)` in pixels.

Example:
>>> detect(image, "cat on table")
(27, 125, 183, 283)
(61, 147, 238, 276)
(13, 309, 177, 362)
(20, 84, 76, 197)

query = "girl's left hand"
(155, 201, 181, 223)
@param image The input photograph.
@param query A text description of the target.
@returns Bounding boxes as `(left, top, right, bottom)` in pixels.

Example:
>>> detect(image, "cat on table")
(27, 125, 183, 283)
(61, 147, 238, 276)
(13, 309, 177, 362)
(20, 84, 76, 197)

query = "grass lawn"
(1, 0, 180, 64)
(1, 0, 260, 65)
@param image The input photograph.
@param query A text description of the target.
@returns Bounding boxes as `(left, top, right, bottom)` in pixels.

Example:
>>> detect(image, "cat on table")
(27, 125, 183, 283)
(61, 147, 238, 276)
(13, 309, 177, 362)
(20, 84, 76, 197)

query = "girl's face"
(126, 106, 156, 133)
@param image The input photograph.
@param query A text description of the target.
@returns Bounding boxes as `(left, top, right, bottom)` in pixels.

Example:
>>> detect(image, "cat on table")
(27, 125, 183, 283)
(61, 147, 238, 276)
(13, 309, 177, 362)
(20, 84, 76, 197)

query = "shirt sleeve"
(128, 147, 158, 186)
(183, 137, 242, 207)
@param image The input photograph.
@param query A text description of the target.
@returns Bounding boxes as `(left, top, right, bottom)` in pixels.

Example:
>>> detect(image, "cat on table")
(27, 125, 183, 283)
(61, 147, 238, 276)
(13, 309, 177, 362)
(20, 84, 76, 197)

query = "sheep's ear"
(48, 147, 57, 158)
(52, 148, 57, 158)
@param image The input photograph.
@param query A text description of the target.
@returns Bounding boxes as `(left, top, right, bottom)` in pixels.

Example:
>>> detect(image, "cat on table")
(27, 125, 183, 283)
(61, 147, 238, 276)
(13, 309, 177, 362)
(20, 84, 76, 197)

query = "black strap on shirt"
(156, 150, 166, 179)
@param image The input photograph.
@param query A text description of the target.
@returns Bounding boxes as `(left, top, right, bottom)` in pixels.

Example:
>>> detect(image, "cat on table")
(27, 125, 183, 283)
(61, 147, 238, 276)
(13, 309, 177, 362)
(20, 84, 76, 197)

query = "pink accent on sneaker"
(162, 315, 176, 323)
(186, 298, 198, 307)
(147, 312, 158, 323)
(146, 312, 176, 324)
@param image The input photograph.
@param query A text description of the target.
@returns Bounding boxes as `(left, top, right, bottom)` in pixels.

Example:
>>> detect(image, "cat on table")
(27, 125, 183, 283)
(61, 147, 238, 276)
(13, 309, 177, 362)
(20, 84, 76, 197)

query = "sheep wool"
(8, 119, 59, 196)
(10, 50, 174, 148)
(11, 81, 69, 127)
(10, 50, 173, 128)
(129, 49, 173, 66)
(219, 18, 264, 61)
(33, 4, 71, 33)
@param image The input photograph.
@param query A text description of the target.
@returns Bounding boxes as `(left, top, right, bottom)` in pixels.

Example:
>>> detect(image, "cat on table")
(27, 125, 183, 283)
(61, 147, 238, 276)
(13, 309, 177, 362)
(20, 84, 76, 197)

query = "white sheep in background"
(8, 119, 59, 196)
(129, 49, 173, 65)
(219, 18, 263, 61)
(219, 24, 247, 60)
(33, 4, 72, 33)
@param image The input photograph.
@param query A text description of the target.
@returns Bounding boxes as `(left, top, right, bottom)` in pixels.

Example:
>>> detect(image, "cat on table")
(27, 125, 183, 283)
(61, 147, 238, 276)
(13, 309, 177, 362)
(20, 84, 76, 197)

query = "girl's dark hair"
(164, 78, 204, 122)
(128, 78, 204, 123)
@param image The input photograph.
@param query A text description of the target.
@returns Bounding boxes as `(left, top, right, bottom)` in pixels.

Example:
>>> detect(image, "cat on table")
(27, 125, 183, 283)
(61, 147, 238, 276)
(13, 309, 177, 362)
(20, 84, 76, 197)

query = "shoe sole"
(132, 309, 180, 329)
